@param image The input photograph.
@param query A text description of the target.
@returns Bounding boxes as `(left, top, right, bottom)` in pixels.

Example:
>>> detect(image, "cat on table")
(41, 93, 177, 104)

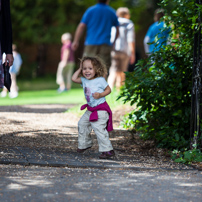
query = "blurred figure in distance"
(1, 44, 22, 98)
(56, 33, 75, 93)
(0, 0, 14, 90)
(144, 8, 170, 57)
(108, 7, 135, 90)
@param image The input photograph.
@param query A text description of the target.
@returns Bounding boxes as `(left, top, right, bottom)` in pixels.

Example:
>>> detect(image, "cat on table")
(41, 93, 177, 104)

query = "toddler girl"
(72, 56, 115, 159)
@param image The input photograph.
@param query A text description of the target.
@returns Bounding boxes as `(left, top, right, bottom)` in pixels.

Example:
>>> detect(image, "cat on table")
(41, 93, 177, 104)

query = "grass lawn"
(0, 88, 85, 106)
(0, 78, 126, 109)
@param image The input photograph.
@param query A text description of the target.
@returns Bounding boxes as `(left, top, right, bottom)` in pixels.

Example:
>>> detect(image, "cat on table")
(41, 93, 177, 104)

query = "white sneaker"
(1, 91, 7, 97)
(9, 91, 18, 98)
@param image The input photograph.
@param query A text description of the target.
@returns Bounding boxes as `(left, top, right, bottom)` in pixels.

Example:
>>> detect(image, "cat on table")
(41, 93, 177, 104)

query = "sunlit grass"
(0, 77, 126, 108)
(0, 88, 85, 106)
(0, 78, 84, 106)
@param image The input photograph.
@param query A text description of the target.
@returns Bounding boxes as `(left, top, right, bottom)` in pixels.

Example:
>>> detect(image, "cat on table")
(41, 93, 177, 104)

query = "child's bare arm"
(93, 85, 111, 99)
(72, 66, 82, 84)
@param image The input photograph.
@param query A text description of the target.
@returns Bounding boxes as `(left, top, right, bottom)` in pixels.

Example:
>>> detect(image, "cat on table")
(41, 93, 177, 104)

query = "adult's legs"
(65, 62, 74, 90)
(115, 52, 129, 89)
(84, 45, 112, 79)
(0, 87, 7, 97)
(56, 61, 66, 91)
(107, 66, 116, 89)
(83, 45, 97, 57)
(9, 73, 18, 98)
(0, 57, 7, 97)
(98, 44, 112, 74)
(108, 51, 119, 90)
(10, 73, 17, 92)
(115, 72, 122, 90)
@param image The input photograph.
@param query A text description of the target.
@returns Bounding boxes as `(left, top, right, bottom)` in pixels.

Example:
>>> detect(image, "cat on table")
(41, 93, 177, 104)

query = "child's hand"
(92, 92, 100, 99)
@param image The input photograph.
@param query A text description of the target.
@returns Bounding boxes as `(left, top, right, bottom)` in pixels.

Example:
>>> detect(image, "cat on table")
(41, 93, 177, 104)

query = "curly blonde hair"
(80, 56, 107, 78)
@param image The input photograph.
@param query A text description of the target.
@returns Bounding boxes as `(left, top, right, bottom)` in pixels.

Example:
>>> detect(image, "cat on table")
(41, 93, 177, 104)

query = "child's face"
(82, 60, 96, 80)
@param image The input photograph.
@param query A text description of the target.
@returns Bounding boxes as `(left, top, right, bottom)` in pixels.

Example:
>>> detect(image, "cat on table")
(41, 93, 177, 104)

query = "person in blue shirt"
(144, 9, 170, 56)
(72, 0, 119, 76)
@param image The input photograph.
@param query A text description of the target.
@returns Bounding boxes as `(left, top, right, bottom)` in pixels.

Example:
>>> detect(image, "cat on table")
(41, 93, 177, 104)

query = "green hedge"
(119, 0, 198, 150)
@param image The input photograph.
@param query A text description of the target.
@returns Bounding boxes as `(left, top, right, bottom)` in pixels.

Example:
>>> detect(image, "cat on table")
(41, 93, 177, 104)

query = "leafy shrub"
(172, 144, 202, 164)
(119, 0, 199, 150)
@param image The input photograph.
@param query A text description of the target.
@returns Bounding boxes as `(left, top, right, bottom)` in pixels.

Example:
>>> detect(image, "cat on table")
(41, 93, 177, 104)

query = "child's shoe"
(57, 87, 66, 93)
(99, 150, 115, 159)
(77, 147, 91, 153)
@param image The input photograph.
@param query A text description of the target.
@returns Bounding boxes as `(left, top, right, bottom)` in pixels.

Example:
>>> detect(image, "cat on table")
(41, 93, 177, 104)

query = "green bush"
(172, 144, 202, 164)
(119, 0, 199, 150)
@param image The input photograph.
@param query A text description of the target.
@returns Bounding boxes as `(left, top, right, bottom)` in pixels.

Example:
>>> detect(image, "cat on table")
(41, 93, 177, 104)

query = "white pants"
(78, 110, 113, 152)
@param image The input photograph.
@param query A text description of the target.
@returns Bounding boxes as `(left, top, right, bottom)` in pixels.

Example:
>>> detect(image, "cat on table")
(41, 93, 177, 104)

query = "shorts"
(110, 51, 130, 73)
(83, 44, 112, 71)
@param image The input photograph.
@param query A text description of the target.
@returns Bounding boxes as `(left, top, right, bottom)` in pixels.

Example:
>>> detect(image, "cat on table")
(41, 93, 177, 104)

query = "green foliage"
(10, 0, 149, 44)
(172, 145, 202, 164)
(10, 0, 92, 44)
(10, 0, 158, 79)
(119, 0, 199, 150)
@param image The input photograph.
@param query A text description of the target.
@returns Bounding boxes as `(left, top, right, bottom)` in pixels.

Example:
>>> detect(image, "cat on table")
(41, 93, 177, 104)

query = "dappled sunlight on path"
(0, 104, 195, 170)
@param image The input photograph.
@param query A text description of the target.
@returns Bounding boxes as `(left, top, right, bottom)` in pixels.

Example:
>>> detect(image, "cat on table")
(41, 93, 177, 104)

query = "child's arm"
(72, 65, 82, 84)
(93, 85, 111, 99)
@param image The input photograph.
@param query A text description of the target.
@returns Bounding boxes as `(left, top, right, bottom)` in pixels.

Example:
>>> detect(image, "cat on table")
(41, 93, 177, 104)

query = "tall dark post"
(190, 0, 202, 148)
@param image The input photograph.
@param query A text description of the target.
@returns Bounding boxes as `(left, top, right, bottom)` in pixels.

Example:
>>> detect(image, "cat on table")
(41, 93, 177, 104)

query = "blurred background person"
(0, 0, 14, 90)
(108, 7, 135, 90)
(56, 33, 75, 93)
(72, 0, 119, 77)
(144, 8, 170, 57)
(1, 44, 22, 98)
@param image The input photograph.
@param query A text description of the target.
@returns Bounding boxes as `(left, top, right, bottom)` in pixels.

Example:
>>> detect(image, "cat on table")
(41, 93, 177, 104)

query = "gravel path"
(0, 165, 202, 202)
(0, 104, 198, 170)
(1, 104, 202, 202)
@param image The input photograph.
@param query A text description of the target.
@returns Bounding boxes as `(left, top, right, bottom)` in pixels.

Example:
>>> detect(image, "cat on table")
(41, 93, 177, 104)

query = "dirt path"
(0, 104, 195, 170)
(0, 104, 131, 149)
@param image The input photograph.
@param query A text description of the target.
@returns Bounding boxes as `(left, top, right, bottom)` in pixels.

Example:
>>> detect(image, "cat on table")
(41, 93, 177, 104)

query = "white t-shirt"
(81, 77, 108, 107)
(111, 17, 135, 55)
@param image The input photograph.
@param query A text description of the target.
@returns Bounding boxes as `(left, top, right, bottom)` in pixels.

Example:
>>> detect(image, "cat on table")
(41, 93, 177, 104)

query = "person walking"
(1, 44, 22, 98)
(72, 56, 115, 159)
(72, 0, 119, 76)
(56, 33, 75, 93)
(0, 0, 14, 90)
(144, 8, 170, 56)
(108, 7, 135, 90)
